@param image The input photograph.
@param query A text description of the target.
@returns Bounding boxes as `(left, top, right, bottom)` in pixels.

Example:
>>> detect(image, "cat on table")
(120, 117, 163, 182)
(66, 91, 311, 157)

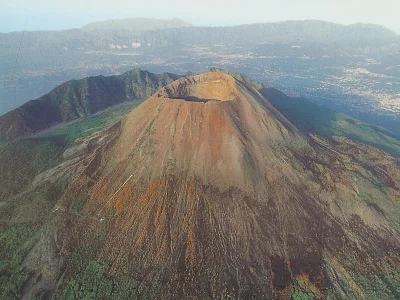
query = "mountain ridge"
(2, 19, 397, 36)
(2, 67, 400, 158)
(0, 69, 180, 138)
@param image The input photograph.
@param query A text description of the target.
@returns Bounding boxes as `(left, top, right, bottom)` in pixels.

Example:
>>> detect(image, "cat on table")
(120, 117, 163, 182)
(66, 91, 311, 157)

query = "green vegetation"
(291, 286, 314, 300)
(0, 136, 66, 201)
(351, 257, 400, 300)
(52, 208, 139, 300)
(54, 261, 138, 300)
(263, 88, 400, 157)
(296, 275, 319, 294)
(329, 115, 400, 157)
(289, 274, 320, 300)
(0, 101, 136, 201)
(0, 179, 68, 299)
(0, 68, 177, 139)
(0, 224, 40, 300)
(356, 274, 397, 300)
(0, 102, 139, 299)
(382, 261, 400, 296)
(328, 254, 400, 300)
(45, 102, 138, 145)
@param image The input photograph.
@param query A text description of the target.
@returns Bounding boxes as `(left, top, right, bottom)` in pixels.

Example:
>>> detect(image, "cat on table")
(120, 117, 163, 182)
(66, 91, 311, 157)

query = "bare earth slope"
(61, 71, 399, 298)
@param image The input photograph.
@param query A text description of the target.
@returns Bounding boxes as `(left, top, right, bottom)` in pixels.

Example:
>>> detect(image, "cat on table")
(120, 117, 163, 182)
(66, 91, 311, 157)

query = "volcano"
(109, 71, 305, 191)
(7, 71, 400, 299)
(55, 71, 397, 299)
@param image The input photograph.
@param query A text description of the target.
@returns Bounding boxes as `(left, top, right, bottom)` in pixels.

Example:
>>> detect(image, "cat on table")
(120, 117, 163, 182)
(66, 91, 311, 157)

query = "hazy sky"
(0, 0, 399, 33)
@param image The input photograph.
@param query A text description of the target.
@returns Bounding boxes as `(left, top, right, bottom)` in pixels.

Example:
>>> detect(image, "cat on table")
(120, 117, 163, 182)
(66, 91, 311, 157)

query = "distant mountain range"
(1, 18, 399, 135)
(82, 18, 192, 32)
(1, 19, 396, 51)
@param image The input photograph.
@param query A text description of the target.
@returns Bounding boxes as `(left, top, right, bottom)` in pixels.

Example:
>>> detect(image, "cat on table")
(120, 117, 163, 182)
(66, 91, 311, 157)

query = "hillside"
(0, 71, 399, 299)
(0, 69, 179, 138)
(260, 87, 400, 157)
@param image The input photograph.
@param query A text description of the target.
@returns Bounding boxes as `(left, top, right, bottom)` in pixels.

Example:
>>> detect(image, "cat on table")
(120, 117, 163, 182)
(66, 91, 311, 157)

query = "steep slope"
(1, 71, 399, 299)
(54, 71, 399, 298)
(0, 69, 179, 138)
(108, 71, 303, 191)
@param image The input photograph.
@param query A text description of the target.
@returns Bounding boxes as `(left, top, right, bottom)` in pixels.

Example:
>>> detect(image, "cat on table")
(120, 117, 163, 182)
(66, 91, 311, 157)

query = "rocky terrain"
(1, 70, 399, 299)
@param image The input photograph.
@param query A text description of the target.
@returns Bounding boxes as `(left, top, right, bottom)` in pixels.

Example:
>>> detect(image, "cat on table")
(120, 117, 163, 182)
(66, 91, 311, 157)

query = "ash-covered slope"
(111, 71, 304, 190)
(56, 71, 399, 299)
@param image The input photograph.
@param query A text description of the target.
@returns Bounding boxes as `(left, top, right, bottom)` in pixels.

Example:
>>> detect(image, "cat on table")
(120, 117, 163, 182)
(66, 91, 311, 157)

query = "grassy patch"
(45, 101, 138, 145)
(355, 274, 398, 300)
(0, 179, 69, 298)
(296, 274, 320, 294)
(0, 102, 138, 202)
(330, 115, 400, 157)
(52, 212, 141, 300)
(0, 102, 140, 299)
(262, 88, 400, 157)
(291, 286, 314, 300)
(288, 273, 320, 300)
(54, 261, 138, 300)
(0, 224, 43, 300)
(328, 255, 400, 300)
(0, 136, 66, 201)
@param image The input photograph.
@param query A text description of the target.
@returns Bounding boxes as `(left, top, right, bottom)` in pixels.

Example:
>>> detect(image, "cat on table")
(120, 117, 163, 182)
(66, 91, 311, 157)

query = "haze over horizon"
(1, 0, 399, 33)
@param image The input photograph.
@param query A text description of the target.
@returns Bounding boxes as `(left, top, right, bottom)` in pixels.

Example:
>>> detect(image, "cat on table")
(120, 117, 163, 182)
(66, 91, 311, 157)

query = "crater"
(159, 71, 239, 102)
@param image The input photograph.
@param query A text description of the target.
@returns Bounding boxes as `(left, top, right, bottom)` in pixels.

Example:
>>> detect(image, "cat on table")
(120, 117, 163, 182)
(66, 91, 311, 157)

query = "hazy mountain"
(146, 20, 398, 46)
(82, 18, 192, 32)
(0, 69, 179, 138)
(0, 70, 399, 299)
(2, 20, 395, 52)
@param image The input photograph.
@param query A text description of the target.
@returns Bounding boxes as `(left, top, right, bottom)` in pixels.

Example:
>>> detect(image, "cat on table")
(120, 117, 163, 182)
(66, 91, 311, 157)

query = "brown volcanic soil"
(112, 71, 304, 191)
(57, 71, 400, 299)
